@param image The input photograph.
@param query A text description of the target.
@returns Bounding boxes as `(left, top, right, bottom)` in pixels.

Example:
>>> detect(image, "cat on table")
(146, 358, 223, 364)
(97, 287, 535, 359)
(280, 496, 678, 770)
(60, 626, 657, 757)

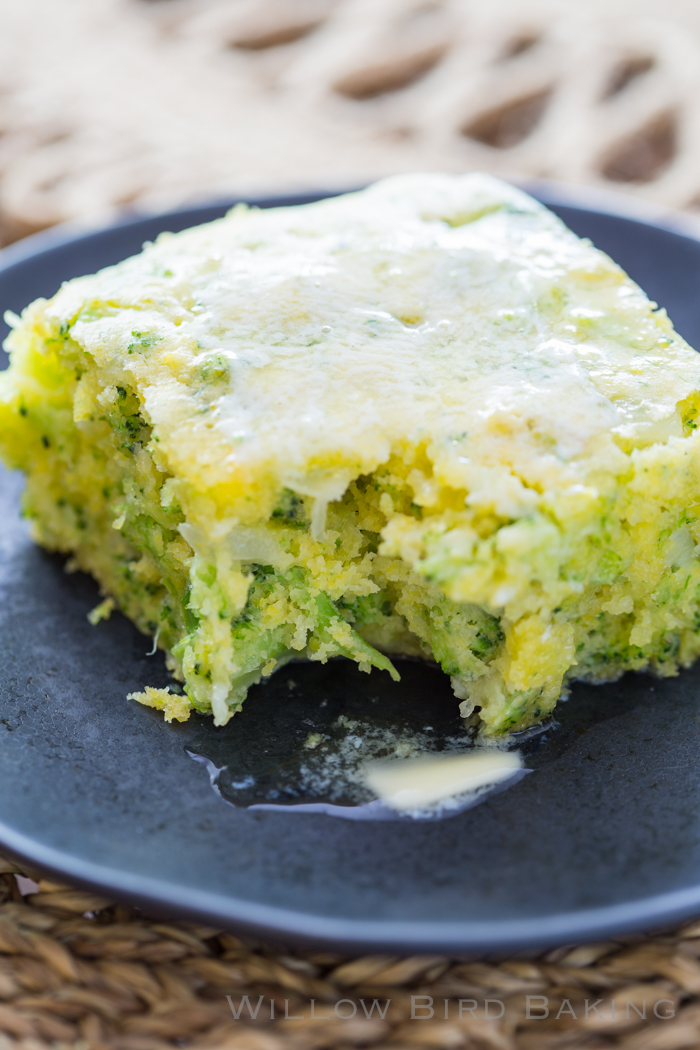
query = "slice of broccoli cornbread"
(2, 173, 700, 735)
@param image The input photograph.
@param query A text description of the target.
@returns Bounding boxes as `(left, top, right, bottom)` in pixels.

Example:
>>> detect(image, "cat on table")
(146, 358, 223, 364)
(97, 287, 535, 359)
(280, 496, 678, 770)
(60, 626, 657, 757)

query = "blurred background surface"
(2, 0, 700, 245)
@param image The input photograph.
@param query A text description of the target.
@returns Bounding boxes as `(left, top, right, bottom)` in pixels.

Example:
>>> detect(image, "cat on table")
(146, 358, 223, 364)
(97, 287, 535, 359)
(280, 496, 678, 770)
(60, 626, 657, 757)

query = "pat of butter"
(363, 750, 523, 811)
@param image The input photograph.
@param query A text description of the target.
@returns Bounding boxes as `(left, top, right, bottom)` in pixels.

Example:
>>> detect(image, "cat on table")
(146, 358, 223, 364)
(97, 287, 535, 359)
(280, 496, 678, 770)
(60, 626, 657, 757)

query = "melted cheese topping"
(47, 173, 700, 525)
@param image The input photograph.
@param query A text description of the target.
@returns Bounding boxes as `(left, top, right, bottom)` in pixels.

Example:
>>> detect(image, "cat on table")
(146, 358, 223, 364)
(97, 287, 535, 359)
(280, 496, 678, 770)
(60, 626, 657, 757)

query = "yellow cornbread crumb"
(87, 597, 115, 626)
(127, 686, 191, 723)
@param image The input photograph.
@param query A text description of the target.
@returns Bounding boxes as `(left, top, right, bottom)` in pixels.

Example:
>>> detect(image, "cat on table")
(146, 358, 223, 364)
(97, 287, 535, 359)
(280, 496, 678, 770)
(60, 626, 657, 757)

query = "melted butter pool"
(184, 659, 530, 821)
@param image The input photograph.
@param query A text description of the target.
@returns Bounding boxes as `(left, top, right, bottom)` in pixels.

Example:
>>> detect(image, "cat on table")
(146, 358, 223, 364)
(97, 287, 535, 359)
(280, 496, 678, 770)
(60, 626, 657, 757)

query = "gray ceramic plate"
(3, 189, 700, 953)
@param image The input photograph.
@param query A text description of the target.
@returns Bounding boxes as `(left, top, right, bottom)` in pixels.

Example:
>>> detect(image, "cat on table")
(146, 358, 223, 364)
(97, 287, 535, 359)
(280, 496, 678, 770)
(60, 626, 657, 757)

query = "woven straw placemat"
(1, 852, 700, 1050)
(3, 0, 700, 245)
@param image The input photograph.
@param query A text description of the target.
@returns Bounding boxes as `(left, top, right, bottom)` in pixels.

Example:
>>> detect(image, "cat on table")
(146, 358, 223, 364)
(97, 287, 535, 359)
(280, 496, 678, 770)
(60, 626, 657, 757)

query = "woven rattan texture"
(2, 0, 700, 245)
(1, 854, 700, 1050)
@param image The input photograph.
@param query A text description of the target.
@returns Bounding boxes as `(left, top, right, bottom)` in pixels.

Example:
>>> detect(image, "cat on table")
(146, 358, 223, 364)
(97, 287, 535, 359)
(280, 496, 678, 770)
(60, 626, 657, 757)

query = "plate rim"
(5, 819, 700, 953)
(4, 183, 700, 952)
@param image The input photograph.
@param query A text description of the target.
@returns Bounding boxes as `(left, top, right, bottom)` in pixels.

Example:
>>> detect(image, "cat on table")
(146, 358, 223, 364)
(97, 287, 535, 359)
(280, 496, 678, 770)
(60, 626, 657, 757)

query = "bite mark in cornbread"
(2, 174, 700, 735)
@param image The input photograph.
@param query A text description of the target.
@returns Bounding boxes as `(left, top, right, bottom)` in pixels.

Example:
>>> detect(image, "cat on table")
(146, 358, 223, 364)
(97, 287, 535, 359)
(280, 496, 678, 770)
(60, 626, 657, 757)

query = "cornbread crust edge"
(3, 173, 700, 735)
